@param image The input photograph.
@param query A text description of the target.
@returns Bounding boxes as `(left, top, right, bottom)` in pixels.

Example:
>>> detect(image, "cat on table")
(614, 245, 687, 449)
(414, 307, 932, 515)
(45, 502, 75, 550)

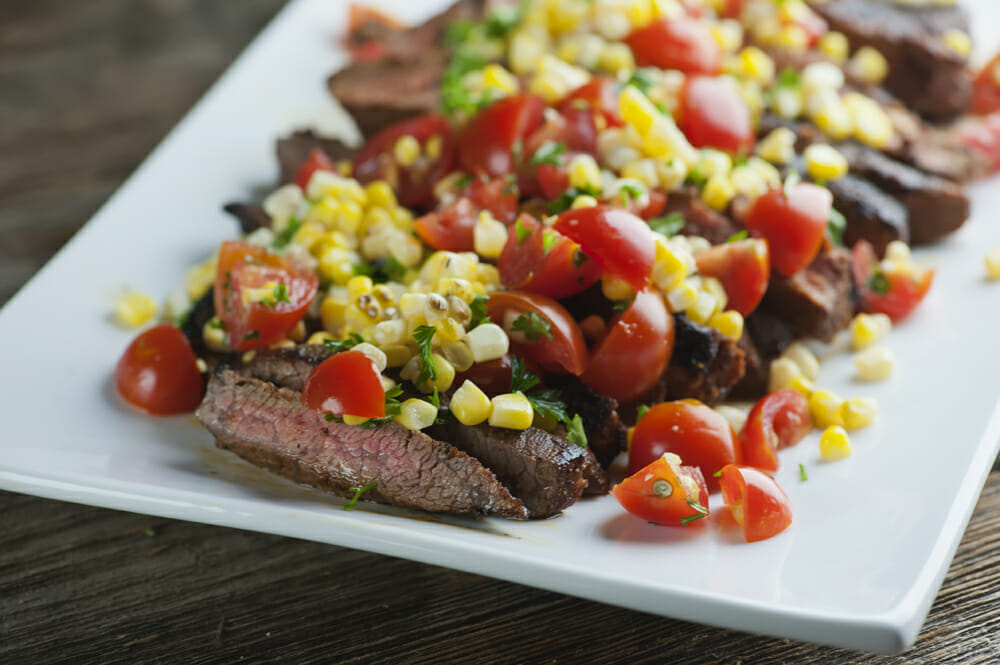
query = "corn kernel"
(474, 210, 509, 259)
(771, 86, 803, 120)
(840, 397, 877, 430)
(399, 293, 428, 320)
(263, 184, 305, 231)
(809, 389, 844, 429)
(418, 353, 455, 394)
(392, 135, 421, 168)
(739, 46, 775, 85)
(817, 31, 849, 63)
(884, 240, 912, 267)
(387, 232, 423, 269)
(802, 62, 845, 93)
(985, 249, 1000, 280)
(701, 173, 736, 211)
(709, 310, 744, 340)
(621, 159, 660, 188)
(782, 342, 820, 381)
(352, 341, 388, 371)
(381, 344, 413, 368)
(804, 144, 848, 181)
(342, 414, 370, 426)
(850, 46, 889, 85)
(787, 374, 815, 397)
(365, 181, 396, 210)
(819, 425, 853, 461)
(729, 165, 768, 197)
(320, 295, 349, 335)
(434, 317, 466, 343)
(849, 312, 891, 350)
(666, 280, 698, 312)
(202, 318, 228, 353)
(714, 405, 749, 433)
(489, 393, 535, 430)
(482, 63, 520, 96)
(466, 323, 510, 363)
(347, 275, 374, 300)
(571, 194, 600, 209)
(619, 84, 660, 136)
(601, 275, 634, 301)
(529, 55, 591, 103)
(185, 259, 217, 300)
(854, 345, 894, 382)
(941, 28, 972, 58)
(307, 331, 334, 346)
(712, 19, 744, 53)
(652, 239, 689, 291)
(756, 127, 797, 166)
(686, 290, 717, 324)
(115, 290, 157, 328)
(776, 24, 809, 52)
(695, 149, 733, 179)
(813, 98, 855, 141)
(656, 158, 688, 191)
(567, 153, 603, 190)
(508, 27, 552, 76)
(596, 42, 635, 75)
(373, 319, 407, 347)
(440, 341, 475, 372)
(393, 398, 439, 431)
(769, 357, 802, 393)
(424, 293, 450, 324)
(450, 380, 493, 426)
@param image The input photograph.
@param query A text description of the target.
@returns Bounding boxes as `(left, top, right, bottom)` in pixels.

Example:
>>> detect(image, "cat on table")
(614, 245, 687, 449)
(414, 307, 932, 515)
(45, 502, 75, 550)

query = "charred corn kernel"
(817, 30, 849, 63)
(399, 293, 428, 319)
(306, 331, 335, 346)
(571, 194, 600, 209)
(756, 127, 796, 166)
(342, 414, 369, 426)
(482, 64, 519, 95)
(392, 135, 421, 168)
(819, 425, 852, 460)
(474, 210, 509, 259)
(701, 173, 736, 211)
(424, 293, 450, 324)
(440, 341, 475, 372)
(436, 278, 474, 303)
(666, 280, 698, 312)
(804, 144, 848, 181)
(840, 397, 877, 430)
(809, 389, 844, 428)
(787, 374, 814, 397)
(433, 317, 465, 343)
(386, 232, 423, 269)
(489, 393, 534, 430)
(813, 98, 855, 141)
(601, 275, 634, 301)
(373, 319, 407, 347)
(985, 249, 1000, 279)
(476, 263, 501, 289)
(263, 184, 304, 230)
(771, 86, 803, 120)
(849, 312, 891, 350)
(730, 165, 768, 197)
(450, 380, 492, 426)
(202, 318, 228, 353)
(115, 290, 157, 328)
(381, 344, 413, 368)
(712, 19, 744, 53)
(597, 42, 635, 74)
(466, 323, 510, 363)
(567, 154, 603, 190)
(850, 46, 889, 85)
(769, 357, 802, 393)
(447, 295, 472, 326)
(709, 310, 744, 340)
(619, 85, 660, 136)
(320, 295, 349, 334)
(854, 345, 895, 382)
(530, 55, 591, 103)
(686, 290, 717, 324)
(739, 46, 775, 85)
(782, 342, 819, 381)
(393, 398, 439, 431)
(941, 28, 972, 58)
(364, 180, 396, 210)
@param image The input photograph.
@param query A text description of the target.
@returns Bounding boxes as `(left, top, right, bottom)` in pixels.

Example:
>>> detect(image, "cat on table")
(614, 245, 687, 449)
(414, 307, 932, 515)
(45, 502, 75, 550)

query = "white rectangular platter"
(1, 0, 999, 653)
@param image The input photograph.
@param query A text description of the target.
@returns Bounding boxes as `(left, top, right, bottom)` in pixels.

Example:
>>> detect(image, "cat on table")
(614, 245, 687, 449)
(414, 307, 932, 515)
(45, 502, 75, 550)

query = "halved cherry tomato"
(694, 238, 770, 315)
(414, 198, 478, 252)
(294, 148, 335, 191)
(553, 206, 656, 290)
(612, 454, 709, 526)
(954, 112, 1000, 173)
(353, 114, 455, 208)
(718, 465, 793, 543)
(625, 18, 721, 75)
(629, 400, 740, 491)
(214, 241, 318, 351)
(851, 240, 934, 321)
(680, 76, 754, 154)
(497, 215, 602, 299)
(558, 77, 624, 131)
(458, 94, 546, 177)
(973, 53, 1000, 115)
(486, 291, 588, 375)
(738, 389, 812, 472)
(581, 289, 674, 404)
(115, 324, 205, 416)
(744, 184, 832, 277)
(302, 350, 386, 419)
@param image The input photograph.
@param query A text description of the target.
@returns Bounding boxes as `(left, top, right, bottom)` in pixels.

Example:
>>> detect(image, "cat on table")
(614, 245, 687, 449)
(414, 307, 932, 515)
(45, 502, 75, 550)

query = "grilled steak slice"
(237, 344, 331, 391)
(276, 131, 357, 185)
(826, 173, 909, 256)
(223, 202, 271, 234)
(837, 143, 969, 245)
(553, 378, 626, 470)
(808, 0, 972, 123)
(428, 421, 597, 517)
(761, 246, 855, 343)
(661, 187, 740, 244)
(181, 288, 217, 358)
(347, 0, 485, 63)
(730, 309, 796, 400)
(198, 367, 528, 519)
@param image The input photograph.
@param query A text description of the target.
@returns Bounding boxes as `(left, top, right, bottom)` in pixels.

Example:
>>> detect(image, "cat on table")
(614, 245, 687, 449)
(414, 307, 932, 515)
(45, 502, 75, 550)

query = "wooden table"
(2, 1, 999, 662)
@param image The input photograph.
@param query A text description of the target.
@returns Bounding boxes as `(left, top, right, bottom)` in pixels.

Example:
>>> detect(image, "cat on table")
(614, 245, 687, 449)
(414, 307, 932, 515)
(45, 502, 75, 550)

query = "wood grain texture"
(1, 1, 999, 663)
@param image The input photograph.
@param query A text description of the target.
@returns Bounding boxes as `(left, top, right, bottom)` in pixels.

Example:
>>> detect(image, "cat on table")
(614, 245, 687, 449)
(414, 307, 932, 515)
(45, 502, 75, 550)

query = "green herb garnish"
(625, 68, 655, 94)
(867, 269, 891, 295)
(511, 311, 554, 340)
(510, 356, 541, 393)
(344, 481, 377, 510)
(827, 208, 846, 246)
(530, 141, 567, 167)
(270, 217, 302, 250)
(413, 325, 437, 384)
(515, 217, 531, 243)
(649, 211, 685, 237)
(242, 330, 260, 341)
(619, 182, 645, 205)
(566, 413, 588, 447)
(260, 282, 290, 307)
(324, 333, 364, 354)
(542, 230, 558, 255)
(799, 463, 809, 482)
(636, 404, 650, 421)
(679, 498, 709, 526)
(469, 294, 490, 329)
(549, 184, 602, 214)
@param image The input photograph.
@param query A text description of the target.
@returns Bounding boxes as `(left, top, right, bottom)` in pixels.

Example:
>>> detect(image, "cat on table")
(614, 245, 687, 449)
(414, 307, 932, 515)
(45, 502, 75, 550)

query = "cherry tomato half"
(458, 94, 546, 177)
(214, 241, 318, 351)
(115, 324, 205, 416)
(558, 76, 624, 132)
(486, 291, 588, 376)
(301, 350, 386, 419)
(497, 214, 602, 299)
(851, 240, 934, 321)
(625, 18, 721, 75)
(954, 112, 1000, 173)
(973, 52, 1000, 116)
(744, 184, 832, 277)
(553, 206, 656, 290)
(582, 289, 674, 404)
(694, 238, 770, 316)
(294, 148, 335, 191)
(353, 114, 455, 208)
(718, 465, 793, 543)
(680, 76, 754, 154)
(738, 389, 812, 472)
(612, 454, 710, 526)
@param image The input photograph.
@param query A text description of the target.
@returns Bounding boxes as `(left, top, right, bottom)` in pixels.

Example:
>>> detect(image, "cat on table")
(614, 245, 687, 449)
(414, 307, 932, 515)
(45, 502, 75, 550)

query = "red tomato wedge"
(294, 148, 335, 191)
(954, 112, 1000, 173)
(851, 240, 934, 321)
(629, 400, 740, 491)
(612, 454, 710, 526)
(719, 465, 793, 542)
(458, 94, 546, 177)
(414, 198, 478, 252)
(694, 238, 770, 316)
(353, 114, 455, 208)
(486, 291, 588, 375)
(680, 76, 755, 154)
(302, 350, 386, 419)
(497, 215, 602, 299)
(738, 389, 812, 472)
(553, 206, 656, 290)
(744, 183, 832, 277)
(625, 18, 721, 75)
(973, 53, 1000, 115)
(214, 241, 318, 351)
(558, 77, 624, 131)
(115, 324, 205, 416)
(581, 289, 674, 404)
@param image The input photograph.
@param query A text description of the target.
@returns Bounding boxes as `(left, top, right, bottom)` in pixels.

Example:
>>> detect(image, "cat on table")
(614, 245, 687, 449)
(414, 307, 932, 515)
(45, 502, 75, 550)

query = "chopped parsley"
(208, 318, 226, 331)
(867, 269, 891, 295)
(413, 325, 438, 384)
(799, 463, 809, 482)
(530, 141, 567, 167)
(686, 166, 708, 189)
(648, 211, 685, 237)
(508, 356, 580, 443)
(776, 67, 800, 89)
(242, 330, 260, 341)
(572, 249, 589, 268)
(469, 294, 490, 329)
(502, 173, 519, 197)
(625, 68, 656, 94)
(510, 356, 541, 393)
(270, 217, 302, 250)
(566, 413, 588, 447)
(783, 171, 802, 198)
(679, 498, 709, 526)
(727, 229, 749, 243)
(352, 257, 407, 284)
(515, 217, 531, 243)
(259, 283, 290, 307)
(511, 311, 554, 341)
(549, 184, 602, 214)
(612, 297, 635, 313)
(357, 385, 405, 429)
(143, 528, 156, 538)
(441, 50, 489, 117)
(344, 481, 377, 510)
(619, 182, 645, 205)
(542, 230, 558, 255)
(636, 404, 650, 421)
(827, 207, 847, 246)
(483, 3, 523, 38)
(324, 333, 364, 354)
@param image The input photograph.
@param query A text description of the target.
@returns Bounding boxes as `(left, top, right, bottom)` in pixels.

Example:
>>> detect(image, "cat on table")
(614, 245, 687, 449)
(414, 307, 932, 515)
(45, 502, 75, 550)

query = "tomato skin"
(301, 350, 386, 419)
(214, 241, 318, 351)
(625, 18, 721, 75)
(458, 94, 546, 177)
(486, 291, 589, 376)
(581, 289, 674, 404)
(497, 215, 602, 299)
(973, 53, 1000, 115)
(694, 238, 770, 316)
(744, 184, 832, 277)
(851, 240, 934, 321)
(719, 465, 793, 543)
(558, 77, 624, 131)
(612, 455, 709, 526)
(294, 148, 335, 191)
(629, 400, 740, 491)
(954, 112, 1000, 172)
(680, 76, 754, 154)
(353, 114, 455, 208)
(414, 198, 478, 251)
(553, 206, 656, 290)
(738, 389, 812, 472)
(115, 324, 205, 416)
